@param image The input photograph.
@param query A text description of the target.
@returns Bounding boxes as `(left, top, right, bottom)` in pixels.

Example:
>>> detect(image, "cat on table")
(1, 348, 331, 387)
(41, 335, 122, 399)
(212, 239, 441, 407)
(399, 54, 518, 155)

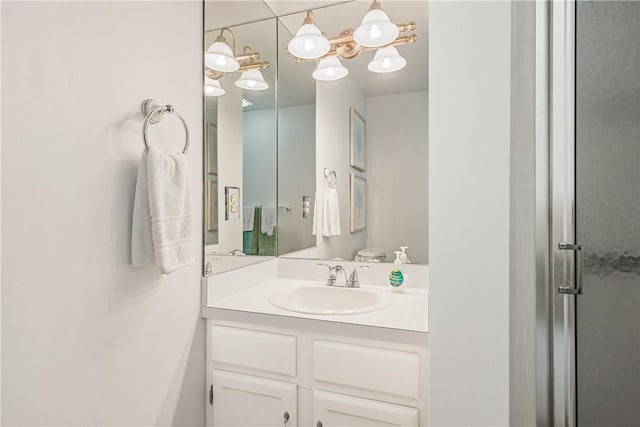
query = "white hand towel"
(131, 147, 194, 274)
(243, 206, 255, 232)
(261, 205, 277, 237)
(322, 187, 341, 236)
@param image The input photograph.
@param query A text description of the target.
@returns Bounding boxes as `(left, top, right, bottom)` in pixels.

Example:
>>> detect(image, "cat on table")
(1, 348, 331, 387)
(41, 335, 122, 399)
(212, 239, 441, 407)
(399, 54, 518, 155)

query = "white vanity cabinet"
(205, 313, 428, 427)
(212, 371, 297, 427)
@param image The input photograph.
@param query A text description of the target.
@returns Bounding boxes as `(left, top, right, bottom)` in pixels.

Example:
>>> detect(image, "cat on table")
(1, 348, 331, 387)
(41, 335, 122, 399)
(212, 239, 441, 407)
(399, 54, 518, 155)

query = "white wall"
(429, 1, 511, 425)
(1, 2, 204, 425)
(510, 1, 537, 425)
(315, 76, 367, 260)
(0, 1, 3, 417)
(278, 104, 316, 256)
(366, 91, 428, 264)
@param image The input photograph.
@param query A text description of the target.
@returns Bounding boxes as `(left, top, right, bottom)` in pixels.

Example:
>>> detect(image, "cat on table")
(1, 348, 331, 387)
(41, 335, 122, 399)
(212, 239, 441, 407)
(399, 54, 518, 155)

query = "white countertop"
(201, 278, 428, 333)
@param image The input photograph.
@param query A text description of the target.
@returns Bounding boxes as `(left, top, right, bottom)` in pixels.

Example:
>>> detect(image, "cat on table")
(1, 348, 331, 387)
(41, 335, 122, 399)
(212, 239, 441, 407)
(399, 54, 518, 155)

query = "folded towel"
(131, 147, 194, 274)
(243, 206, 255, 232)
(322, 187, 341, 236)
(261, 205, 277, 237)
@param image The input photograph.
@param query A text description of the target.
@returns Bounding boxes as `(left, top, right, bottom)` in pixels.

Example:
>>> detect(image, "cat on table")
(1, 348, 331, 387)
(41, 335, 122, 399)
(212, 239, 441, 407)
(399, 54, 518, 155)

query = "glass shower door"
(575, 1, 640, 425)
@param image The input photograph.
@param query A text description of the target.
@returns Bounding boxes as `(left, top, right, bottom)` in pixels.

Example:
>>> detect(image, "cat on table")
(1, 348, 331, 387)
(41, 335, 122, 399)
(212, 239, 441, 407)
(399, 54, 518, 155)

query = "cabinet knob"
(283, 411, 290, 425)
(317, 422, 323, 427)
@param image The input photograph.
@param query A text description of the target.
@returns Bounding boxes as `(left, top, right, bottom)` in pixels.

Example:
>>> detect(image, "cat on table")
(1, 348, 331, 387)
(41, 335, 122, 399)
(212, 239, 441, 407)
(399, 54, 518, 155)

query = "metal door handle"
(558, 242, 583, 295)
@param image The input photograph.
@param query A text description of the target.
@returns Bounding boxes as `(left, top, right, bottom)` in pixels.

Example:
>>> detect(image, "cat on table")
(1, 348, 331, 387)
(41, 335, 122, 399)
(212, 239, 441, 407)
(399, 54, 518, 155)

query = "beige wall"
(1, 2, 204, 425)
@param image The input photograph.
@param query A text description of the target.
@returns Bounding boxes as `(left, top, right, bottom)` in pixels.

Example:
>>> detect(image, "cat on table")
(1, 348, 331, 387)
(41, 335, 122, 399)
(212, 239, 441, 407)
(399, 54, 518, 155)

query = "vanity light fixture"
(368, 46, 407, 73)
(235, 69, 269, 90)
(204, 29, 271, 96)
(287, 1, 416, 81)
(205, 77, 226, 96)
(313, 56, 349, 81)
(353, 0, 399, 48)
(205, 28, 240, 72)
(287, 10, 331, 60)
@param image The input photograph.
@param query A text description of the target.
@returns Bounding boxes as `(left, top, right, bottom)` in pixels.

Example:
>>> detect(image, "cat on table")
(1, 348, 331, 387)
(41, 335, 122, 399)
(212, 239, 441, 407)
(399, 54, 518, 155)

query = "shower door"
(553, 1, 640, 425)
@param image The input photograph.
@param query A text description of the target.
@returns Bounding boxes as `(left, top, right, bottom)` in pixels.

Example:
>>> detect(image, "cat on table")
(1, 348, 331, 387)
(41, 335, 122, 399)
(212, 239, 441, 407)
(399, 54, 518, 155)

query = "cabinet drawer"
(313, 340, 421, 399)
(212, 325, 297, 377)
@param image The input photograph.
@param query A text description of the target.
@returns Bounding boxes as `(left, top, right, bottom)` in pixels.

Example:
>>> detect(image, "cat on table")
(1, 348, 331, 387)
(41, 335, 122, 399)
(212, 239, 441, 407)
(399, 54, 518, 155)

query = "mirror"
(203, 9, 278, 271)
(204, 1, 428, 274)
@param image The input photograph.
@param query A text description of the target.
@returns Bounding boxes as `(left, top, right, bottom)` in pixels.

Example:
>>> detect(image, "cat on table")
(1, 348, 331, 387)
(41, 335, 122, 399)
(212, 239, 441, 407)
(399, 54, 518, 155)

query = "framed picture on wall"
(350, 174, 366, 232)
(350, 107, 366, 171)
(206, 177, 218, 231)
(205, 123, 217, 175)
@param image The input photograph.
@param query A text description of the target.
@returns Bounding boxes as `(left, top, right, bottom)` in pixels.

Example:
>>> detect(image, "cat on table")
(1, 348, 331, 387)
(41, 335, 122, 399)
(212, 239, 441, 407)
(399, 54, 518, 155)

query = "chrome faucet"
(317, 264, 369, 288)
(347, 265, 370, 288)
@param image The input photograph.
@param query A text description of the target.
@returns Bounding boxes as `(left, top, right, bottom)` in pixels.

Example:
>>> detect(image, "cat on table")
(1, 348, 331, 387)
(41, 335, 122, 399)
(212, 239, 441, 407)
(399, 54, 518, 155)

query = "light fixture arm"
(235, 46, 260, 63)
(303, 10, 316, 25)
(295, 33, 418, 63)
(239, 61, 270, 72)
(218, 27, 237, 55)
(369, 0, 382, 11)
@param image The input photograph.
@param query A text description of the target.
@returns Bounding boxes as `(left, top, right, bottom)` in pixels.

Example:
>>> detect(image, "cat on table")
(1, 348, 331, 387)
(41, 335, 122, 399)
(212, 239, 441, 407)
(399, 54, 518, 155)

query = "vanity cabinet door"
(313, 390, 419, 427)
(212, 370, 297, 427)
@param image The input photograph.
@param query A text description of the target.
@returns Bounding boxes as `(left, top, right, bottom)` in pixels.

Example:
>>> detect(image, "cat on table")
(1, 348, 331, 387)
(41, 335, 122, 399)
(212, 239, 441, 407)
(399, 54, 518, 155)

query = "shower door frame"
(541, 0, 578, 426)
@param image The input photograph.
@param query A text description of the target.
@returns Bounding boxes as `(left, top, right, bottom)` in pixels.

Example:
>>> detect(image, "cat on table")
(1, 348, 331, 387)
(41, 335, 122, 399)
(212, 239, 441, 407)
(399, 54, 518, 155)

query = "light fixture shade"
(205, 77, 225, 96)
(312, 56, 349, 81)
(205, 41, 239, 72)
(235, 69, 269, 90)
(368, 46, 407, 73)
(353, 9, 399, 48)
(288, 24, 331, 59)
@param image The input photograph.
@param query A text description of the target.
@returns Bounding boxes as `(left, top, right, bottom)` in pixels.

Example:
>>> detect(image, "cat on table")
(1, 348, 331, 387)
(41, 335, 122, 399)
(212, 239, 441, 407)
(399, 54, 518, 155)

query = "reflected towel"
(243, 206, 255, 232)
(261, 205, 277, 237)
(322, 187, 341, 236)
(131, 147, 194, 274)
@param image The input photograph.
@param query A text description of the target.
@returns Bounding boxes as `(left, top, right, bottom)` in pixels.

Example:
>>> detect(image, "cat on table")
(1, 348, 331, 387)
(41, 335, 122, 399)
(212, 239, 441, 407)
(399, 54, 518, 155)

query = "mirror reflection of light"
(247, 80, 257, 88)
(382, 58, 391, 69)
(216, 55, 227, 66)
(326, 68, 335, 77)
(369, 24, 381, 39)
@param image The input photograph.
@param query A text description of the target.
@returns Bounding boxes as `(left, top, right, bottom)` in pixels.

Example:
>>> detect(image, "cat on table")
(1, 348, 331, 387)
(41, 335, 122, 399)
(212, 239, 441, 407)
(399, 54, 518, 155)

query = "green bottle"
(389, 251, 406, 293)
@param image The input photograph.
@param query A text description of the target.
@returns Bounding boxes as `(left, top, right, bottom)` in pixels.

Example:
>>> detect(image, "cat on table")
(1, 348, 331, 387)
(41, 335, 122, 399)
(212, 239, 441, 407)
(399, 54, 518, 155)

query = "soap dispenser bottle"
(399, 246, 412, 264)
(389, 251, 407, 293)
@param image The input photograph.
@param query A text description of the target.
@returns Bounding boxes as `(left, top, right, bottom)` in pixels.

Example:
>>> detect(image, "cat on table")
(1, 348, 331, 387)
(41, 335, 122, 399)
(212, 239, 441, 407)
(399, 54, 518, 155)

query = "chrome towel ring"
(141, 98, 190, 154)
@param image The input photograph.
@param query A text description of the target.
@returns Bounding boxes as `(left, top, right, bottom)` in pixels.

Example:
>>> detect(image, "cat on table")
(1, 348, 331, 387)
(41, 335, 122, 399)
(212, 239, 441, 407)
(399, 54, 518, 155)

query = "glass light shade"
(205, 41, 239, 72)
(287, 24, 331, 59)
(368, 46, 407, 73)
(235, 69, 269, 91)
(204, 77, 225, 96)
(312, 56, 349, 81)
(353, 9, 399, 48)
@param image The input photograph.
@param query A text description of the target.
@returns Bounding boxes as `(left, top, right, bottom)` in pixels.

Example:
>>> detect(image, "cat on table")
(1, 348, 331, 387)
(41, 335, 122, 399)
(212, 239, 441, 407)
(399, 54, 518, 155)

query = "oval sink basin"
(269, 285, 391, 315)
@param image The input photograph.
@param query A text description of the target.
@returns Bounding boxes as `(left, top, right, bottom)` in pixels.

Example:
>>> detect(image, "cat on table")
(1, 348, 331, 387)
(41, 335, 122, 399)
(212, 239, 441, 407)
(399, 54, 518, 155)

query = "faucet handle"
(348, 265, 370, 287)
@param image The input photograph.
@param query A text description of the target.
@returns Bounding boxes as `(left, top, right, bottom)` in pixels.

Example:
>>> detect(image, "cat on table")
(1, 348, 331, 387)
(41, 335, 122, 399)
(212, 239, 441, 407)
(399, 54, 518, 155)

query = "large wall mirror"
(204, 0, 428, 274)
